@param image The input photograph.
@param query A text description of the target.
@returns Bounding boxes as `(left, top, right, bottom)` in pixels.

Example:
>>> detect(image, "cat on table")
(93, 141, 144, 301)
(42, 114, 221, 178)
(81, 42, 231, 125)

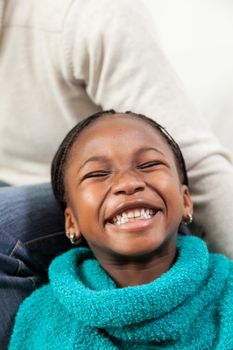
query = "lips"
(105, 202, 162, 226)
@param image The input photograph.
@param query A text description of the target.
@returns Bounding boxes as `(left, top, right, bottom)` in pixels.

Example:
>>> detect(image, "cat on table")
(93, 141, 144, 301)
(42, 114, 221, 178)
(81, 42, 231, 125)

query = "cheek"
(150, 173, 180, 195)
(80, 184, 103, 206)
(72, 185, 104, 223)
(152, 175, 184, 211)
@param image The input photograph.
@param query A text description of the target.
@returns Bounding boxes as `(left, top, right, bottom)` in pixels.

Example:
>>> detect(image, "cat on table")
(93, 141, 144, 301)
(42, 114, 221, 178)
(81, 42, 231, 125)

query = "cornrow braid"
(51, 110, 188, 211)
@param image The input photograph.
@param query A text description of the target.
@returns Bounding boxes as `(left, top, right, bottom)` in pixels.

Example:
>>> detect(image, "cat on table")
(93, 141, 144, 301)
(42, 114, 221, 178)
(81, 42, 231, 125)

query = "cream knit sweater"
(1, 0, 233, 257)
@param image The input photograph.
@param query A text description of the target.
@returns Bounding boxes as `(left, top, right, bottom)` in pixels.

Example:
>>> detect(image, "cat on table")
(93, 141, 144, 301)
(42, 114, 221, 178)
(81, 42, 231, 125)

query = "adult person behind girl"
(9, 111, 233, 349)
(1, 0, 233, 348)
(1, 0, 233, 255)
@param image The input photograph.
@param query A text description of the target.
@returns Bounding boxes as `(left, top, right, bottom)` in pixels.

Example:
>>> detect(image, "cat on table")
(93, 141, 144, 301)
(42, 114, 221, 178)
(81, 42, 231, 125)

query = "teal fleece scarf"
(9, 236, 233, 349)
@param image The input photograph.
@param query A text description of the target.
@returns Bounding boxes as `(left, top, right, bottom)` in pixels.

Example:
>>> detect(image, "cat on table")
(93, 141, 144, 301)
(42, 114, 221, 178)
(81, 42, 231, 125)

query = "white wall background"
(143, 0, 233, 155)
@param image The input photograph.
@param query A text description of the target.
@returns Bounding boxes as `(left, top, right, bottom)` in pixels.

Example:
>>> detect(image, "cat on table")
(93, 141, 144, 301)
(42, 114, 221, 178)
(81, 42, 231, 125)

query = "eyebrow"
(78, 156, 110, 171)
(134, 147, 165, 157)
(78, 147, 165, 170)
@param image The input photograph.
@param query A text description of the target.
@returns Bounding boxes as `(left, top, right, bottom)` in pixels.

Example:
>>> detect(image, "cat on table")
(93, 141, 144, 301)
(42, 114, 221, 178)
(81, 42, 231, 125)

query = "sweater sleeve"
(62, 0, 233, 258)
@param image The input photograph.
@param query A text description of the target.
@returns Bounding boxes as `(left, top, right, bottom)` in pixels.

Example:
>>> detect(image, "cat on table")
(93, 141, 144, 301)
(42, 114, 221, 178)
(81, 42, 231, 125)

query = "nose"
(112, 170, 145, 195)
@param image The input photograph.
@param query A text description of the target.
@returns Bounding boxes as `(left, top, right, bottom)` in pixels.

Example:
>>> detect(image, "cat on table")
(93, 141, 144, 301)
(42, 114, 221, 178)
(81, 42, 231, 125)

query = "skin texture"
(64, 115, 193, 287)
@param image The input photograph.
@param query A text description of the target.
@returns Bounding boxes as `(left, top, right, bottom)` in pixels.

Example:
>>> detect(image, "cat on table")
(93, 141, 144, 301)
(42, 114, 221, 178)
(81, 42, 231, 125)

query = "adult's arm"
(63, 0, 233, 257)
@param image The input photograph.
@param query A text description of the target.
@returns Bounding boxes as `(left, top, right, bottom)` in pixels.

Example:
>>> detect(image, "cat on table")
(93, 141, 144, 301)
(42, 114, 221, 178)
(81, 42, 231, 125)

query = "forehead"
(69, 115, 175, 162)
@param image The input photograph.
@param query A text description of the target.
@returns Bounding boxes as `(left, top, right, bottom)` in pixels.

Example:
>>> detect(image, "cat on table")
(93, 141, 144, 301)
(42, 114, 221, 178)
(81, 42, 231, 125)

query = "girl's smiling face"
(64, 115, 192, 261)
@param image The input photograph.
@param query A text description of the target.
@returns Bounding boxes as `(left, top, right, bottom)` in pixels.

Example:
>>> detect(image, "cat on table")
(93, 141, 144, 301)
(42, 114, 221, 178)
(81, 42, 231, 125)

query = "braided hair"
(51, 110, 189, 211)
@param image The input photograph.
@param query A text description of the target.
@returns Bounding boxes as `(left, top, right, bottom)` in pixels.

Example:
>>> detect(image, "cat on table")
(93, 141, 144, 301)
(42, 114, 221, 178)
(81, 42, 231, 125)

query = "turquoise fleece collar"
(10, 236, 233, 349)
(49, 236, 232, 348)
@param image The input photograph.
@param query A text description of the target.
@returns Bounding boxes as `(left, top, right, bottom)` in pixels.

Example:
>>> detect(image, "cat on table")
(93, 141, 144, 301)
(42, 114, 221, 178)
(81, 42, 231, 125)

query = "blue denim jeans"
(0, 183, 71, 350)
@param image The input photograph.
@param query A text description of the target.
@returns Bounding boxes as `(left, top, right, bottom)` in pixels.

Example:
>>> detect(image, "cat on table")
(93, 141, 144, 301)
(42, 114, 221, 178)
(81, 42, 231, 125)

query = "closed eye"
(137, 161, 162, 169)
(82, 170, 111, 180)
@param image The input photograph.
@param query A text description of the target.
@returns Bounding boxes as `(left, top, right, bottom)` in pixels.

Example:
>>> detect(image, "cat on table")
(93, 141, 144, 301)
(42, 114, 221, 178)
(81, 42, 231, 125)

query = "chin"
(112, 243, 166, 259)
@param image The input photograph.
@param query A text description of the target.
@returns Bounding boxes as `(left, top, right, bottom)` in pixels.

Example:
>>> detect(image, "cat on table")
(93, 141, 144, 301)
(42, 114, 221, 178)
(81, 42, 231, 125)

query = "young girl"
(9, 111, 233, 349)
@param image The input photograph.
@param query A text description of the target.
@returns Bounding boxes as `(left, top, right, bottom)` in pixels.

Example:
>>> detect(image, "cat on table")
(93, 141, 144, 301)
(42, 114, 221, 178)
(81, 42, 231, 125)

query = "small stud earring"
(67, 232, 82, 245)
(184, 213, 193, 225)
(69, 232, 76, 245)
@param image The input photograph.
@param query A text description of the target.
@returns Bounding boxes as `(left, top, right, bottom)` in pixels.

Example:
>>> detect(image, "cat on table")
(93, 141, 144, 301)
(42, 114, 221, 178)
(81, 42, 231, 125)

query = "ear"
(65, 207, 81, 240)
(181, 185, 193, 220)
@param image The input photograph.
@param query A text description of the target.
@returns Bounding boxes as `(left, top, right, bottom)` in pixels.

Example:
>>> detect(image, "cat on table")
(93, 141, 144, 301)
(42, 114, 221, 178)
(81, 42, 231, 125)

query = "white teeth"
(112, 208, 155, 225)
(127, 211, 134, 218)
(116, 216, 129, 225)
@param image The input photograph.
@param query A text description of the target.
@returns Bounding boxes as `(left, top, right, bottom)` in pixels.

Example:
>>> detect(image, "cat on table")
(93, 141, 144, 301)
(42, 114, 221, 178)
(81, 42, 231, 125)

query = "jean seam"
(9, 241, 36, 285)
(18, 260, 37, 287)
(24, 231, 66, 247)
(9, 240, 21, 259)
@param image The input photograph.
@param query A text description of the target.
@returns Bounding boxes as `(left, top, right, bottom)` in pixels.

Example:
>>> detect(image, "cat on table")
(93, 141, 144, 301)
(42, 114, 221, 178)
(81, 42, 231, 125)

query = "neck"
(93, 239, 177, 288)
